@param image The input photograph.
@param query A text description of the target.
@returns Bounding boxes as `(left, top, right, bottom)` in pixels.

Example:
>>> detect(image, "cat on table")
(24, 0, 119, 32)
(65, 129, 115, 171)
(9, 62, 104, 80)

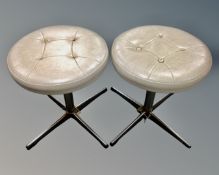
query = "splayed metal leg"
(71, 113, 108, 148)
(110, 112, 146, 146)
(26, 113, 70, 150)
(148, 113, 191, 148)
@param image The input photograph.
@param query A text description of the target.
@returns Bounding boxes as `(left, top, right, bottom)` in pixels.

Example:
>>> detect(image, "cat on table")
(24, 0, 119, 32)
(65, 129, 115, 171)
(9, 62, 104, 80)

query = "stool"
(7, 26, 109, 149)
(110, 25, 212, 148)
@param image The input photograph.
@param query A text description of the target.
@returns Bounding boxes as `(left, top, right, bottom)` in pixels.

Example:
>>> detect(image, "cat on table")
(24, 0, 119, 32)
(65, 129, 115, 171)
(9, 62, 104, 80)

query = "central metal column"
(64, 93, 74, 112)
(144, 91, 156, 114)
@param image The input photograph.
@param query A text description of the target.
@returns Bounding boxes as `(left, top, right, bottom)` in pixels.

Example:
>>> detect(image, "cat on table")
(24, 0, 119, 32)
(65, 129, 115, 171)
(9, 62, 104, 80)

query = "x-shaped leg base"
(110, 87, 191, 149)
(26, 88, 109, 150)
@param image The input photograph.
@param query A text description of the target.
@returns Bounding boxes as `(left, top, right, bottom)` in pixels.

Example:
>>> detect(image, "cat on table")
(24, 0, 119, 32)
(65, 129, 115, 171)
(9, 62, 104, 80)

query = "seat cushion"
(111, 25, 212, 92)
(7, 26, 108, 94)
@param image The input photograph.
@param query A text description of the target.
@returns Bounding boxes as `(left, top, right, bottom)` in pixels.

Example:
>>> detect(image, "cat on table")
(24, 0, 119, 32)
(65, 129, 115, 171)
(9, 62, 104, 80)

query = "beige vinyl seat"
(7, 26, 108, 94)
(7, 26, 109, 150)
(110, 25, 212, 148)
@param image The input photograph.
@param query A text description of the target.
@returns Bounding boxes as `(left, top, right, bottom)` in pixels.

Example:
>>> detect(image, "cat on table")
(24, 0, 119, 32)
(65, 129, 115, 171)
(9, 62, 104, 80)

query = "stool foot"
(26, 113, 70, 150)
(110, 112, 146, 146)
(71, 113, 108, 148)
(111, 87, 141, 109)
(149, 113, 191, 148)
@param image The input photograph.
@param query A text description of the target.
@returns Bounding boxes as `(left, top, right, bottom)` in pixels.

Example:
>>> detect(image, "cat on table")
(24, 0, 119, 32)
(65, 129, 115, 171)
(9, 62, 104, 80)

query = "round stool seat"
(112, 25, 212, 92)
(7, 26, 108, 94)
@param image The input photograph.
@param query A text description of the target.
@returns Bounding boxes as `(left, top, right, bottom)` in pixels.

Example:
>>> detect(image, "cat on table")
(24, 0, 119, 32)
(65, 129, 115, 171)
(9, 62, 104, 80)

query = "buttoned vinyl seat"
(7, 25, 108, 94)
(109, 25, 212, 148)
(7, 26, 109, 150)
(111, 25, 212, 92)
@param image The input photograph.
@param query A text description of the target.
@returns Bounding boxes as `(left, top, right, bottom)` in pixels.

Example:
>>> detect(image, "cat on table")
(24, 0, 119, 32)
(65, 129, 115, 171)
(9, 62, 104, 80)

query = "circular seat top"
(111, 25, 212, 92)
(7, 26, 108, 94)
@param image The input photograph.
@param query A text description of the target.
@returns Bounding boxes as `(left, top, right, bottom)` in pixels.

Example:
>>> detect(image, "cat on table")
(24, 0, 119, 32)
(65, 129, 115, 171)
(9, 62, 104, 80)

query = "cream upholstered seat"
(7, 26, 109, 150)
(7, 25, 108, 94)
(109, 25, 212, 149)
(111, 25, 212, 92)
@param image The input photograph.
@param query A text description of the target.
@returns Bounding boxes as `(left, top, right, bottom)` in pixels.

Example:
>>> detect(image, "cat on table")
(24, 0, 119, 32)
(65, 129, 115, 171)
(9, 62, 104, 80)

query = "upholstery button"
(43, 38, 49, 43)
(158, 57, 165, 63)
(136, 47, 142, 51)
(72, 53, 78, 59)
(158, 33, 163, 38)
(178, 47, 186, 51)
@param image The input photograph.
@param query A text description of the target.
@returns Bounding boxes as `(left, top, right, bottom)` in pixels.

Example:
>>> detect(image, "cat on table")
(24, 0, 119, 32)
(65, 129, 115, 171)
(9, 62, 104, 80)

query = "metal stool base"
(110, 87, 191, 149)
(26, 88, 109, 150)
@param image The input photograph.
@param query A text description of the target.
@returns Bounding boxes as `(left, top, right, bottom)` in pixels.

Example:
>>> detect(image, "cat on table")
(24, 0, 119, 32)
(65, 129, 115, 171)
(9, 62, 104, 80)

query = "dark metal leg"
(152, 93, 174, 111)
(48, 95, 66, 111)
(71, 113, 108, 148)
(26, 113, 71, 150)
(110, 112, 146, 146)
(111, 87, 141, 109)
(149, 113, 191, 148)
(77, 88, 107, 111)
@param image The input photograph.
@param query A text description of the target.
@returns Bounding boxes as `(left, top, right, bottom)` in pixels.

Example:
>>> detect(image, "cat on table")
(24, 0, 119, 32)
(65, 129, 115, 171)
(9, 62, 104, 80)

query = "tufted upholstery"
(111, 25, 212, 92)
(7, 26, 108, 94)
